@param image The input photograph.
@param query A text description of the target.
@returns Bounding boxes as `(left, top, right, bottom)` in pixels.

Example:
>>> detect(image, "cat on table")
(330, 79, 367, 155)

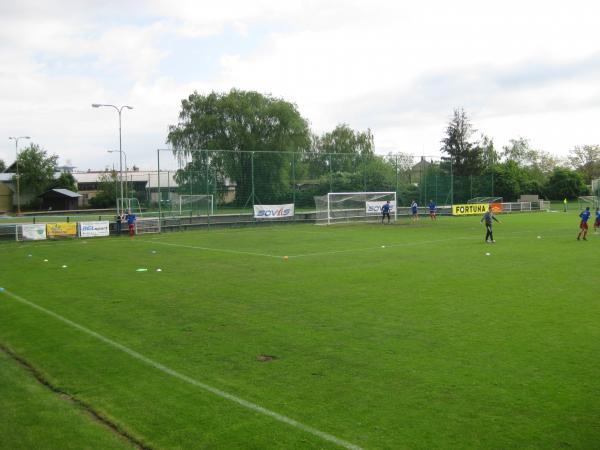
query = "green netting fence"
(145, 150, 498, 215)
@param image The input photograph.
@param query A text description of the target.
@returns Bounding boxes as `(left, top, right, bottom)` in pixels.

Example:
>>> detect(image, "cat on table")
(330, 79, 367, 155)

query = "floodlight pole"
(108, 149, 128, 198)
(92, 103, 133, 215)
(8, 136, 30, 215)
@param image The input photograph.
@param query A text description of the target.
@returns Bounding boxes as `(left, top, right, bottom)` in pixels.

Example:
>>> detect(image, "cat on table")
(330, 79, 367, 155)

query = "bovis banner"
(366, 201, 396, 214)
(253, 204, 294, 219)
(20, 224, 47, 240)
(46, 222, 78, 238)
(79, 221, 110, 237)
(452, 203, 489, 216)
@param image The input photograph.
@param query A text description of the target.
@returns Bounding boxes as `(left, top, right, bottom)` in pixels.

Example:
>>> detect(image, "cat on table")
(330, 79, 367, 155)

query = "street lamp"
(107, 149, 128, 198)
(8, 136, 31, 215)
(92, 103, 133, 214)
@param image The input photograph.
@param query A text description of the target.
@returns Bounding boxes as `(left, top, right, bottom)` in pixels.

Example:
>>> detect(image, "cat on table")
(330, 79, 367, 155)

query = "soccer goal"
(135, 217, 161, 234)
(118, 198, 142, 215)
(314, 192, 397, 225)
(179, 194, 214, 216)
(578, 196, 599, 210)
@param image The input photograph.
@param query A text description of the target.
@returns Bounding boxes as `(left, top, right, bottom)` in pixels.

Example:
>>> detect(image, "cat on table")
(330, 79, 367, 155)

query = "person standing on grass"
(481, 209, 500, 243)
(116, 212, 123, 235)
(577, 207, 591, 241)
(594, 208, 600, 235)
(381, 200, 391, 224)
(411, 200, 419, 222)
(563, 198, 568, 212)
(428, 199, 437, 220)
(126, 209, 136, 237)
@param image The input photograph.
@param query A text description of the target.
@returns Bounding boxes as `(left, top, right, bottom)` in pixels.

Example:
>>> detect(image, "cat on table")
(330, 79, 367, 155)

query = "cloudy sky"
(1, 0, 599, 171)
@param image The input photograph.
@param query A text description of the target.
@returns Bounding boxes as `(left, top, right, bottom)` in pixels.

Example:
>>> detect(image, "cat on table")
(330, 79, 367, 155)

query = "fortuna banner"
(366, 201, 396, 214)
(20, 224, 47, 240)
(452, 203, 489, 215)
(79, 221, 110, 237)
(253, 204, 294, 219)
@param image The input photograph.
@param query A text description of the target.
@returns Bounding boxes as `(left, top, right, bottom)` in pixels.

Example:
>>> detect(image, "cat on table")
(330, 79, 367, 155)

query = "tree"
(88, 171, 118, 208)
(440, 108, 483, 176)
(544, 167, 587, 200)
(15, 144, 58, 197)
(568, 145, 600, 184)
(167, 89, 311, 205)
(50, 172, 77, 191)
(0, 159, 5, 172)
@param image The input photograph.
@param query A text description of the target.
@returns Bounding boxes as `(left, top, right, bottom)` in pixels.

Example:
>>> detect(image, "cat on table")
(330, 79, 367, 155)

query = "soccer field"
(1, 212, 599, 449)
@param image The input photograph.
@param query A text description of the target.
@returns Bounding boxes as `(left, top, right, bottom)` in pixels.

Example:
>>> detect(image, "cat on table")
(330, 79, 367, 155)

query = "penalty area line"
(0, 289, 363, 450)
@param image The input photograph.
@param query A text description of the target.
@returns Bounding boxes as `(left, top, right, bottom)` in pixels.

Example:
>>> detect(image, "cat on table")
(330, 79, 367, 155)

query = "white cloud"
(1, 0, 600, 169)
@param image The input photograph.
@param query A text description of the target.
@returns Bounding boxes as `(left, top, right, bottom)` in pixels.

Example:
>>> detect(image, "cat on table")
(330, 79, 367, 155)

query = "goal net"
(179, 194, 213, 216)
(314, 192, 397, 225)
(135, 217, 160, 234)
(578, 196, 599, 210)
(118, 198, 142, 215)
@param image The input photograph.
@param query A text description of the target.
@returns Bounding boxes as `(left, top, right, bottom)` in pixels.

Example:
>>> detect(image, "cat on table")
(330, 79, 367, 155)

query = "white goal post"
(314, 192, 397, 225)
(178, 194, 214, 216)
(135, 217, 161, 234)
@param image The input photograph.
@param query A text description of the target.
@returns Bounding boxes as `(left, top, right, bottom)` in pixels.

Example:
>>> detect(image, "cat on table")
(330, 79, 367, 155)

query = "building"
(38, 188, 82, 211)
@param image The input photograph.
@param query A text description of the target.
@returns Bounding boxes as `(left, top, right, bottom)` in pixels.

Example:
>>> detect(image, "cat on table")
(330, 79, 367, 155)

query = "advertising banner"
(490, 203, 503, 213)
(253, 204, 294, 219)
(366, 201, 396, 214)
(79, 221, 110, 237)
(20, 224, 47, 241)
(452, 203, 489, 216)
(46, 222, 77, 238)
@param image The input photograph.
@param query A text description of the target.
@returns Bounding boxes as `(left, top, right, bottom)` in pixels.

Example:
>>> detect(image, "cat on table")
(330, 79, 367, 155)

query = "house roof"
(39, 188, 82, 198)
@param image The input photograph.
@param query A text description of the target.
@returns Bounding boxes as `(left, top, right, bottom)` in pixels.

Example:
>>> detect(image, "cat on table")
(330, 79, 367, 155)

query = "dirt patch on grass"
(256, 354, 278, 362)
(0, 343, 152, 450)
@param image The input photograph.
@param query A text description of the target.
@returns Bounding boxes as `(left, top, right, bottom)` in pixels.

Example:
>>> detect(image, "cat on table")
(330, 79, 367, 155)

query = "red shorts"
(595, 220, 600, 227)
(580, 222, 588, 230)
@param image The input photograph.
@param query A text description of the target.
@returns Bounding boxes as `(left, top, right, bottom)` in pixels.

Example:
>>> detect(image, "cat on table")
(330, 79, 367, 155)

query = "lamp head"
(91, 104, 101, 108)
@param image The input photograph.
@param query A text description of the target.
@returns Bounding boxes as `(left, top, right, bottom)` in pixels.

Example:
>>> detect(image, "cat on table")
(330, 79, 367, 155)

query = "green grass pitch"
(1, 212, 599, 449)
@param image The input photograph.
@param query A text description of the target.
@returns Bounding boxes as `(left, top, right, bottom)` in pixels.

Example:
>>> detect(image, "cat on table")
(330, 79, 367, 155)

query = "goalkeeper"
(381, 201, 391, 224)
(481, 209, 500, 243)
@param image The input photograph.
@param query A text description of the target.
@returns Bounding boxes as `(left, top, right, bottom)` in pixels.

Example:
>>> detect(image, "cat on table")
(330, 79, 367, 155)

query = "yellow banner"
(46, 222, 77, 237)
(452, 203, 489, 216)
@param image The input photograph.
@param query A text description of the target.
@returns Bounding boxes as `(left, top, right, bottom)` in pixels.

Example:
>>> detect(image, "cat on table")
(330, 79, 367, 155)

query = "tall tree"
(545, 167, 587, 200)
(167, 89, 311, 205)
(15, 144, 58, 196)
(0, 159, 5, 172)
(440, 108, 483, 176)
(50, 172, 78, 191)
(568, 145, 600, 184)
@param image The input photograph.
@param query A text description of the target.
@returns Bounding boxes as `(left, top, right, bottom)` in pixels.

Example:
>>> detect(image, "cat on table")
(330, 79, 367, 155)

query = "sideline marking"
(0, 289, 363, 450)
(145, 240, 281, 259)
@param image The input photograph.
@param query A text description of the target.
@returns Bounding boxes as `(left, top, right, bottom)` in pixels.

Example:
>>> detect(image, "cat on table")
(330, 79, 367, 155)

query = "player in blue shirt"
(381, 200, 391, 224)
(126, 209, 137, 238)
(594, 208, 600, 234)
(428, 199, 437, 220)
(577, 207, 591, 241)
(410, 200, 418, 222)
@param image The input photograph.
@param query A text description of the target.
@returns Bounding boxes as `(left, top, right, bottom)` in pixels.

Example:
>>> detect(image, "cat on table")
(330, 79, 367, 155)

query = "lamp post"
(108, 149, 128, 198)
(92, 104, 133, 214)
(8, 136, 31, 215)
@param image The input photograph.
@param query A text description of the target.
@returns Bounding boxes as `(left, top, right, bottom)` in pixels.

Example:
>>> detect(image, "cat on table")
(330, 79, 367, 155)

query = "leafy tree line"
(9, 144, 77, 210)
(440, 108, 594, 200)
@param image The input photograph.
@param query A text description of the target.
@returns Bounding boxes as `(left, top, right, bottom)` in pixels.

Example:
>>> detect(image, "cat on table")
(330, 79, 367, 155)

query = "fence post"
(329, 153, 333, 193)
(251, 151, 256, 207)
(157, 149, 162, 221)
(292, 153, 296, 222)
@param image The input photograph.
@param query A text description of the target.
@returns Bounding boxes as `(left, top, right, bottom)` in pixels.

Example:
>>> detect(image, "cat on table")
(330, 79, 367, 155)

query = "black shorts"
(382, 212, 390, 218)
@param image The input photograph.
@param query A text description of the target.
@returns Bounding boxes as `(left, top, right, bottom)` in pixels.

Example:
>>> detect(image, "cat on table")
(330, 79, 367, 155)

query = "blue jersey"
(429, 202, 436, 212)
(382, 203, 390, 214)
(580, 210, 591, 223)
(596, 210, 600, 221)
(411, 202, 418, 213)
(127, 214, 136, 225)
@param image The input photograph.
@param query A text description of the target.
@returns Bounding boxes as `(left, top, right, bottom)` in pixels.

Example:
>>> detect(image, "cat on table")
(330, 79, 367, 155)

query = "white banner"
(20, 224, 47, 240)
(79, 221, 110, 237)
(253, 204, 295, 219)
(366, 201, 396, 214)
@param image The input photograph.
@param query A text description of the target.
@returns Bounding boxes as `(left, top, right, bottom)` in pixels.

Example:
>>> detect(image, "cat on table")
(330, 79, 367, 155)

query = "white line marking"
(145, 240, 281, 259)
(0, 290, 362, 450)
